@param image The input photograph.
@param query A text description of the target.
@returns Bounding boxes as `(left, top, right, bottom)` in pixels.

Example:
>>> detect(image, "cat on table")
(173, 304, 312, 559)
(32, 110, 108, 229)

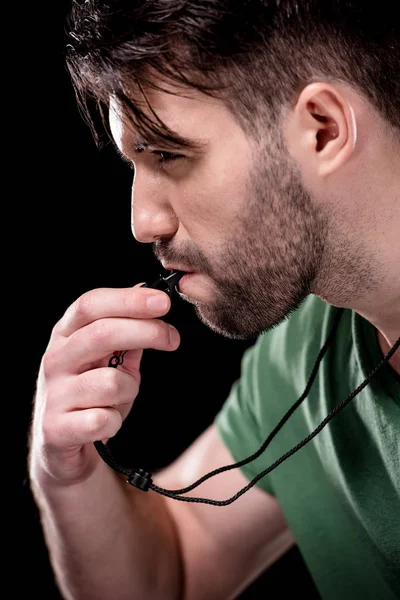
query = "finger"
(59, 368, 140, 413)
(54, 286, 171, 338)
(97, 348, 143, 374)
(45, 317, 180, 375)
(43, 407, 124, 449)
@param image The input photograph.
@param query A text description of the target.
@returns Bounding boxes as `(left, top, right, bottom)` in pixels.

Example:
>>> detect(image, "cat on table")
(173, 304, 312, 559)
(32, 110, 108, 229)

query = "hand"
(29, 283, 180, 486)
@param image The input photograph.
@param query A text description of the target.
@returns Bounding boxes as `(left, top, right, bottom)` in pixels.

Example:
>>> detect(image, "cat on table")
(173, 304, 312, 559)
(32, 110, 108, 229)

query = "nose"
(131, 167, 179, 243)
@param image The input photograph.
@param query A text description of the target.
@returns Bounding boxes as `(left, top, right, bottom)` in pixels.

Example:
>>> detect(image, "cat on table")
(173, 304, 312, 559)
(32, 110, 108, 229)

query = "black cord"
(94, 310, 400, 505)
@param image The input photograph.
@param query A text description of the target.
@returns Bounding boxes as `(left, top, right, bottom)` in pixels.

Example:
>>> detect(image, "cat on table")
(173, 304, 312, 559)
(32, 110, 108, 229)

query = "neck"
(376, 329, 400, 377)
(355, 290, 400, 377)
(349, 149, 400, 376)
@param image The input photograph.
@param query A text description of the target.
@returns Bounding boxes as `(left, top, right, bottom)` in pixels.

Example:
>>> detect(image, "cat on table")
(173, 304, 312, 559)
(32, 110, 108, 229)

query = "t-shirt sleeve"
(213, 340, 275, 496)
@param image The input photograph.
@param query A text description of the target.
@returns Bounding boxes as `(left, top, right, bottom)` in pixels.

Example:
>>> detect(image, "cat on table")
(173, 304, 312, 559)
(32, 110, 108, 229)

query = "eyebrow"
(131, 135, 203, 154)
(111, 133, 207, 164)
(109, 138, 148, 165)
(133, 137, 149, 154)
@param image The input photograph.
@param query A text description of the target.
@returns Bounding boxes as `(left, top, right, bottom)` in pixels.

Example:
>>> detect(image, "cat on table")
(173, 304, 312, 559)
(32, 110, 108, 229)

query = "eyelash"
(125, 151, 183, 171)
(151, 151, 183, 165)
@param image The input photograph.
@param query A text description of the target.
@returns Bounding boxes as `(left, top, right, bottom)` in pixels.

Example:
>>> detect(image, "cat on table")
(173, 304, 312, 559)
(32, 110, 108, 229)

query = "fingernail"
(168, 325, 180, 347)
(147, 294, 169, 313)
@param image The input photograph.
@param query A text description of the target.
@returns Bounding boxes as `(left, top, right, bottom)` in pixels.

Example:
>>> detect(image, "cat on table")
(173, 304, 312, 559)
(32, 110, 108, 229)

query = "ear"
(284, 83, 357, 178)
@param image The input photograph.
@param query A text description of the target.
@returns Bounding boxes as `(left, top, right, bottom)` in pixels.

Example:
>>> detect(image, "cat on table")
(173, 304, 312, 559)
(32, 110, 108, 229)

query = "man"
(29, 2, 399, 599)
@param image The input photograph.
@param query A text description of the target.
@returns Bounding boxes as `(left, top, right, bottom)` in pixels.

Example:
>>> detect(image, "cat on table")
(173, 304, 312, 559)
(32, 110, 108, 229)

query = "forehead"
(108, 86, 233, 151)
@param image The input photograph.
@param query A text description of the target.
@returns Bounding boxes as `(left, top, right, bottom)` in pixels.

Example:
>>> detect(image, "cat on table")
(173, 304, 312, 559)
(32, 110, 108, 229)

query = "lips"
(164, 264, 194, 274)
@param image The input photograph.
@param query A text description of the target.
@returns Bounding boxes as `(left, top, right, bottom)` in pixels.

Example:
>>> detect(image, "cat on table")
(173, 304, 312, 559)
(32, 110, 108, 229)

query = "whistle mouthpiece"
(140, 271, 185, 297)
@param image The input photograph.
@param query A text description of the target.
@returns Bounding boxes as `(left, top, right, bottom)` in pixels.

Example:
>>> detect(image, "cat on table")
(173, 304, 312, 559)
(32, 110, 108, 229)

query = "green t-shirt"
(214, 294, 400, 600)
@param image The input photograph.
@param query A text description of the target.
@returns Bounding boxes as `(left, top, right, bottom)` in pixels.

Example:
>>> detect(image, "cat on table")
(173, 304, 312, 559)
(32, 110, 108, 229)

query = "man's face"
(110, 87, 328, 340)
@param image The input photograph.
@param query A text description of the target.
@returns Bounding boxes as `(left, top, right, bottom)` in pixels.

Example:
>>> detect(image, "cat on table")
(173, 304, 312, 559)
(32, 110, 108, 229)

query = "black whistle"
(140, 271, 185, 297)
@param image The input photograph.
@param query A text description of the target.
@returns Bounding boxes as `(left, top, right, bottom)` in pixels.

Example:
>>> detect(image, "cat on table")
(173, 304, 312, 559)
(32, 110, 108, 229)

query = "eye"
(151, 150, 183, 165)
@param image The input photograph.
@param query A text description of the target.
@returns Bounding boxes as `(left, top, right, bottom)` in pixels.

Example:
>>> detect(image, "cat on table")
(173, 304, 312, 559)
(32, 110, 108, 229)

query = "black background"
(18, 2, 321, 597)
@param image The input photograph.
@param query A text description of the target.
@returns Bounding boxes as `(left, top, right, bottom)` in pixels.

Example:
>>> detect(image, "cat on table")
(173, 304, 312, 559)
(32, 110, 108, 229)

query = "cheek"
(178, 168, 248, 237)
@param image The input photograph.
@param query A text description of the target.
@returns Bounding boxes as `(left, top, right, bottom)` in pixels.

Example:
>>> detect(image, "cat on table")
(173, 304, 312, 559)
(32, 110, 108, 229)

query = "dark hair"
(66, 0, 400, 148)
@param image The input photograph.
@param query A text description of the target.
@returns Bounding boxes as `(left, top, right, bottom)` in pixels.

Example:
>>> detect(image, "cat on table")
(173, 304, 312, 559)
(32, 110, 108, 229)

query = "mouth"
(163, 264, 195, 275)
(176, 271, 199, 294)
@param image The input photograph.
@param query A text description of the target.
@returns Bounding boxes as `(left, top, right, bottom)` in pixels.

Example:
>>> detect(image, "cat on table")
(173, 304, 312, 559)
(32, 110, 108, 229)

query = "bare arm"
(29, 284, 292, 600)
(31, 422, 293, 600)
(155, 424, 294, 600)
(29, 284, 184, 600)
(30, 453, 183, 600)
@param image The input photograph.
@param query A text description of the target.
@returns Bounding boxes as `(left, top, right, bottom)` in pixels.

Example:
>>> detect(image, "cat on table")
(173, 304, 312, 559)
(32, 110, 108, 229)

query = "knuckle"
(89, 319, 113, 345)
(148, 321, 164, 345)
(51, 319, 63, 337)
(42, 418, 61, 448)
(121, 288, 150, 316)
(41, 349, 59, 378)
(85, 409, 110, 435)
(101, 368, 120, 396)
(121, 289, 136, 314)
(73, 291, 96, 321)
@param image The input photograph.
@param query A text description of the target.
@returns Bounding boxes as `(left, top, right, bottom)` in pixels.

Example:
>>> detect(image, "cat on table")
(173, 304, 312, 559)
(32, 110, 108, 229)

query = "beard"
(195, 145, 329, 340)
(156, 138, 330, 340)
